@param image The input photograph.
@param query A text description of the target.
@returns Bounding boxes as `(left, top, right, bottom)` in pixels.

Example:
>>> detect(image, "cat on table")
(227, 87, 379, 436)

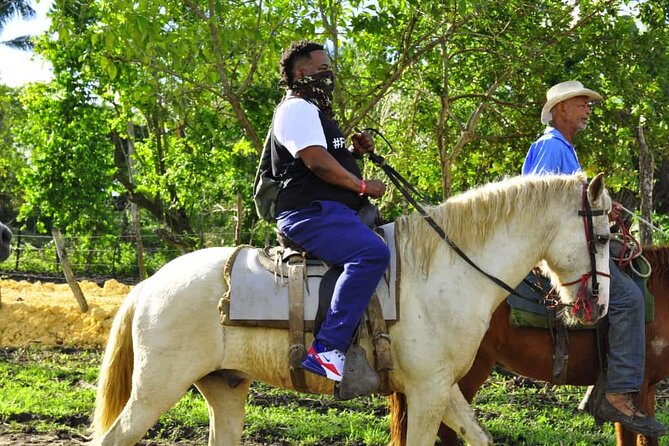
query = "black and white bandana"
(289, 70, 335, 118)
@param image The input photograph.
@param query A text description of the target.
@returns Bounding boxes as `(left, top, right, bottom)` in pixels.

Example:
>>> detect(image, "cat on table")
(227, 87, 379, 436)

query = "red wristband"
(359, 180, 366, 196)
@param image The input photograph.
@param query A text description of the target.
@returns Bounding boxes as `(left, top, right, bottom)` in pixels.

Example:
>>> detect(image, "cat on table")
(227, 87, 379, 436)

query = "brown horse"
(389, 245, 669, 446)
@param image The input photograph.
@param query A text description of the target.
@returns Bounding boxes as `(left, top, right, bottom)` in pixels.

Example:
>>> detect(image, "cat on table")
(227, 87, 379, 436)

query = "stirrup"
(334, 345, 379, 400)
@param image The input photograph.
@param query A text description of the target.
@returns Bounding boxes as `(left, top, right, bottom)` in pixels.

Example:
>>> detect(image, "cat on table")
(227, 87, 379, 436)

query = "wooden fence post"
(14, 229, 21, 270)
(52, 228, 89, 312)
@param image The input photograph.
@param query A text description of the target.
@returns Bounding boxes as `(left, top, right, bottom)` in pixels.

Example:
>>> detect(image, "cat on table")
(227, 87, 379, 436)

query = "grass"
(0, 347, 668, 445)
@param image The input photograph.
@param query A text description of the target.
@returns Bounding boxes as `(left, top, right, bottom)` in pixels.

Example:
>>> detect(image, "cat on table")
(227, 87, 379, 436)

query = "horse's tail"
(388, 392, 408, 446)
(91, 282, 142, 440)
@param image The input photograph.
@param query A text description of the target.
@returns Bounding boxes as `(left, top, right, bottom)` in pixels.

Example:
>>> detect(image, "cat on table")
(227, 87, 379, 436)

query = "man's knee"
(362, 238, 390, 267)
(609, 285, 644, 318)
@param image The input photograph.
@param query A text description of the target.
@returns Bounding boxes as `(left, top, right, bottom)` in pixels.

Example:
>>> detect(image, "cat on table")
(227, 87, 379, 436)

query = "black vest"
(272, 108, 364, 214)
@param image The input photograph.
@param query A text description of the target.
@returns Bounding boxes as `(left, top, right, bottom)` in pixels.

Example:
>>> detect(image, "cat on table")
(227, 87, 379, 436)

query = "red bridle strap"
(561, 271, 611, 321)
(560, 182, 610, 322)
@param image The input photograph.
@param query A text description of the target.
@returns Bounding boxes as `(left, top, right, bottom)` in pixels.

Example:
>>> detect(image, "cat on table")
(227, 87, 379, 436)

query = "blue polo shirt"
(521, 127, 582, 175)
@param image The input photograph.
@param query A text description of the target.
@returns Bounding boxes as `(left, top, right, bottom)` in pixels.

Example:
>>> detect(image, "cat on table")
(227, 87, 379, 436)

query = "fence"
(0, 226, 253, 284)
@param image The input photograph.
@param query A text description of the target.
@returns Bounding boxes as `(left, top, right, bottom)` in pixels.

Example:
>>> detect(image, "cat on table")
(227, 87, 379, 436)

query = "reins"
(362, 128, 546, 300)
(362, 128, 608, 314)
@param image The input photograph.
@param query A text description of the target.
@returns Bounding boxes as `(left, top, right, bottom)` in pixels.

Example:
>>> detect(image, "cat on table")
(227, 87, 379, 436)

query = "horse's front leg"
(439, 383, 493, 446)
(405, 382, 492, 446)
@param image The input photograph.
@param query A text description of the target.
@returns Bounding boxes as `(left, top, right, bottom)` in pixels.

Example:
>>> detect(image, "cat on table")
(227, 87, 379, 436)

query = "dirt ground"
(0, 433, 225, 445)
(0, 432, 278, 445)
(0, 280, 136, 445)
(0, 432, 88, 445)
(0, 279, 129, 347)
(0, 280, 299, 445)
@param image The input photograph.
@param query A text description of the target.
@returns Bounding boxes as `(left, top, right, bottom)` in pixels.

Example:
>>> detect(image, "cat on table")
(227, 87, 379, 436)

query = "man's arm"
(298, 147, 385, 198)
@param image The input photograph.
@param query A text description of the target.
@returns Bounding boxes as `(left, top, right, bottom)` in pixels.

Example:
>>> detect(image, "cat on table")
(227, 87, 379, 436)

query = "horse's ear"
(588, 172, 606, 202)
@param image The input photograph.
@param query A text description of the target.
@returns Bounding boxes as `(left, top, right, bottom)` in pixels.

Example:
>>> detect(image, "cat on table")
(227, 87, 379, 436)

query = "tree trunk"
(127, 122, 147, 280)
(636, 123, 653, 245)
(235, 192, 243, 246)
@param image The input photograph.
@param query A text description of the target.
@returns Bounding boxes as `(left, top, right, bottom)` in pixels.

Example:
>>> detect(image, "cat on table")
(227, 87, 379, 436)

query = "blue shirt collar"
(544, 126, 573, 149)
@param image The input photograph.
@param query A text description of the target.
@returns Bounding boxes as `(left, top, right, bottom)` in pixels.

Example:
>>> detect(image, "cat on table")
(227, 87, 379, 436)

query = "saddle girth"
(287, 256, 310, 393)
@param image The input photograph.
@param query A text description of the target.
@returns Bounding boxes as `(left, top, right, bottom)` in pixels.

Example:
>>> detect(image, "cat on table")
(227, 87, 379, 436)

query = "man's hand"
(351, 131, 375, 156)
(609, 201, 624, 222)
(364, 179, 386, 199)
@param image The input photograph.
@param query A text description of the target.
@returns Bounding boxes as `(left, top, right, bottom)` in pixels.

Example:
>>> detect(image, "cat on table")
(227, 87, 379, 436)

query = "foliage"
(2, 0, 669, 269)
(16, 82, 117, 235)
(0, 85, 28, 223)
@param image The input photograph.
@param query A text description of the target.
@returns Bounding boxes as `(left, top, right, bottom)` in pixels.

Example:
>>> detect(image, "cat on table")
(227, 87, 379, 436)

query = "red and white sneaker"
(301, 340, 345, 382)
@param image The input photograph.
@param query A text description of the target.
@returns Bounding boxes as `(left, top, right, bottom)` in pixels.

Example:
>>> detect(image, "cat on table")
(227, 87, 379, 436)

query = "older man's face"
(557, 96, 592, 131)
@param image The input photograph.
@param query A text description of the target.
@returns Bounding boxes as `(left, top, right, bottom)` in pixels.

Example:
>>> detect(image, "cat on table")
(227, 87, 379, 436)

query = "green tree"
(0, 0, 36, 50)
(18, 0, 669, 252)
(0, 85, 29, 222)
(16, 82, 117, 234)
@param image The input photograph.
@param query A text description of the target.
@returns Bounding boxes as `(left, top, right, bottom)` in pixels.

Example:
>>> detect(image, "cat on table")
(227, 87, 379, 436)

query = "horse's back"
(131, 247, 236, 366)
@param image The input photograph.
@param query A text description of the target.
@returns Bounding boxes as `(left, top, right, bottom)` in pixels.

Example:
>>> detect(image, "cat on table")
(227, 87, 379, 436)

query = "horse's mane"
(395, 173, 588, 273)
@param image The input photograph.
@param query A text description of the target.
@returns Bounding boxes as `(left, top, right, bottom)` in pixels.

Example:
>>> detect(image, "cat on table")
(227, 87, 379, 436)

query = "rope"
(619, 205, 669, 238)
(360, 128, 528, 299)
(611, 217, 642, 269)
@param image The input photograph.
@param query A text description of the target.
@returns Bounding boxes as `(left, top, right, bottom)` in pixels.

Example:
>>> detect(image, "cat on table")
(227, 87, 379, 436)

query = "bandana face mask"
(290, 70, 335, 118)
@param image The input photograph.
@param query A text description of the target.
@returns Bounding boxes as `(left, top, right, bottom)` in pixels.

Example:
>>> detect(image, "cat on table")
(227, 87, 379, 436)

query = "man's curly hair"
(279, 40, 325, 87)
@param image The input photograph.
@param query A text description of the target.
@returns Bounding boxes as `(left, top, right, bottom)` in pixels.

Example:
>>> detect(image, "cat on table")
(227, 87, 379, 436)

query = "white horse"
(0, 221, 11, 262)
(92, 173, 612, 446)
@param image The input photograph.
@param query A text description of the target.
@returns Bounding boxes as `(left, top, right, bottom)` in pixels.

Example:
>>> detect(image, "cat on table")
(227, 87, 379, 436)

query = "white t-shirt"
(273, 98, 327, 158)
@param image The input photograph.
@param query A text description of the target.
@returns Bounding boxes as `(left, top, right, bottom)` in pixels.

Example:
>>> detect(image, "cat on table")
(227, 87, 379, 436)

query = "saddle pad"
(226, 225, 398, 324)
(508, 257, 654, 330)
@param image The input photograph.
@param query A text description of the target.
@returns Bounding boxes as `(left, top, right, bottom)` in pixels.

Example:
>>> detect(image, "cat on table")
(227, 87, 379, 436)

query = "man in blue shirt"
(523, 81, 666, 438)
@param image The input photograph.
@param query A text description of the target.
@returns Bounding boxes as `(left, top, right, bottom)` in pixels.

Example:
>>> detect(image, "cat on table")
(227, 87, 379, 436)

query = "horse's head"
(0, 221, 11, 262)
(542, 173, 611, 326)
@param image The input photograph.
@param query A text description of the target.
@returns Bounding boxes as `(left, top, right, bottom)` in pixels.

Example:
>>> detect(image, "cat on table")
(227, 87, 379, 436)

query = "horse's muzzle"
(0, 224, 11, 262)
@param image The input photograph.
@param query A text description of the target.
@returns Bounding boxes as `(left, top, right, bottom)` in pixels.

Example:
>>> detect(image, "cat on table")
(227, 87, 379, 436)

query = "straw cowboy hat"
(541, 80, 602, 124)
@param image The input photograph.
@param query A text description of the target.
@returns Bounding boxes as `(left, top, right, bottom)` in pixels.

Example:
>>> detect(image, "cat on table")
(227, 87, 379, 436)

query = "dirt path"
(0, 433, 88, 445)
(0, 432, 279, 445)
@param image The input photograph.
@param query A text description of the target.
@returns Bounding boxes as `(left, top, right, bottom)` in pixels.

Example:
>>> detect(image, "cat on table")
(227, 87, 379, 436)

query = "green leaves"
(5, 0, 669, 247)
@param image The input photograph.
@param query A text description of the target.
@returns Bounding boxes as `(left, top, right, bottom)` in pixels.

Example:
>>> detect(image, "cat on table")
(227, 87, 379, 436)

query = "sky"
(0, 0, 54, 87)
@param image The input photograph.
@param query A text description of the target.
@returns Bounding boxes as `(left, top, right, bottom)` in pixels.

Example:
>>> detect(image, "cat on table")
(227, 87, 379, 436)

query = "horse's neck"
(430, 210, 548, 306)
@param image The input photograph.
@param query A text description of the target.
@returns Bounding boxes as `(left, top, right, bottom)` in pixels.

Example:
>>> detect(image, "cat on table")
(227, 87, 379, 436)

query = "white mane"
(395, 173, 588, 273)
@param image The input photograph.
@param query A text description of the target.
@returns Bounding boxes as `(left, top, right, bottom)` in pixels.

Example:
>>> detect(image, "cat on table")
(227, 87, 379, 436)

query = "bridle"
(362, 128, 610, 322)
(366, 144, 609, 320)
(559, 181, 611, 322)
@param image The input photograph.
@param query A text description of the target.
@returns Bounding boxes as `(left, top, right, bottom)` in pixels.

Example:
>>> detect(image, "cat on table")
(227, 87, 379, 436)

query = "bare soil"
(0, 431, 276, 445)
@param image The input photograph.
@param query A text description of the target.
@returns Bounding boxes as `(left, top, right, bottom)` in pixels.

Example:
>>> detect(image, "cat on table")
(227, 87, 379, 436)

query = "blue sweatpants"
(277, 200, 390, 351)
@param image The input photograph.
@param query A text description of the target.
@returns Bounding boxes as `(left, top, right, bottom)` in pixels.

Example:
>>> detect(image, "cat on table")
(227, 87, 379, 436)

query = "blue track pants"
(277, 200, 390, 351)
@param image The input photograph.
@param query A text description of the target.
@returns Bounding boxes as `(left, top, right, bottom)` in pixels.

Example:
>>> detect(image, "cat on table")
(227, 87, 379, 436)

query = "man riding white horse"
(269, 41, 389, 383)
